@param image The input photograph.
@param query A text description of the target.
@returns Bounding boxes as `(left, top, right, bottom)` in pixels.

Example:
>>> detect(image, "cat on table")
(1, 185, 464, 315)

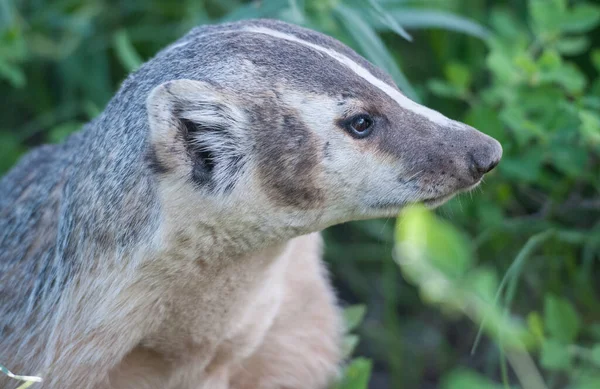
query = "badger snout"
(404, 124, 503, 205)
(467, 133, 502, 182)
(435, 126, 502, 193)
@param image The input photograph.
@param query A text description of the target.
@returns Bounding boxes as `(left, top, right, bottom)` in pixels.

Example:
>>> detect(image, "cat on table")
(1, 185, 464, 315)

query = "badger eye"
(345, 114, 374, 138)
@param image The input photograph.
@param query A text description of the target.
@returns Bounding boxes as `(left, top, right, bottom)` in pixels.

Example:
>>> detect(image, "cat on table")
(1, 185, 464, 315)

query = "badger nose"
(469, 136, 502, 179)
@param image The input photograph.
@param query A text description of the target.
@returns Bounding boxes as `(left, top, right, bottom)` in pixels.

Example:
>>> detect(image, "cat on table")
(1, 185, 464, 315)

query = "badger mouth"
(421, 181, 482, 209)
(365, 181, 482, 215)
(421, 193, 457, 208)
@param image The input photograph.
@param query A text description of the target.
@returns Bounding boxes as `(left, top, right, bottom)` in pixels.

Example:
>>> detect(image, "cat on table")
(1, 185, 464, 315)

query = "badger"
(0, 19, 502, 389)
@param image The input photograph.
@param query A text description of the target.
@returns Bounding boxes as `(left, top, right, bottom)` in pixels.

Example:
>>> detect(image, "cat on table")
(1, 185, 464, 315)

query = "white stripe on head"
(244, 26, 456, 128)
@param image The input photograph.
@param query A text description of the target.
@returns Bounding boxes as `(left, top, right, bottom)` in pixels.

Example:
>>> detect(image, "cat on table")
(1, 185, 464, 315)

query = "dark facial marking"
(146, 146, 170, 175)
(323, 141, 331, 159)
(254, 104, 323, 208)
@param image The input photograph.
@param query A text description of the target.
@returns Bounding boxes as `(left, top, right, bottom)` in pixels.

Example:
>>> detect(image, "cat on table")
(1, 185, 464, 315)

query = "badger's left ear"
(146, 79, 247, 192)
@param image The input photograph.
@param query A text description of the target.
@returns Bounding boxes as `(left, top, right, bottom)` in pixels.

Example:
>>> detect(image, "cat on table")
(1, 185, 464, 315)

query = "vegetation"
(1, 0, 599, 388)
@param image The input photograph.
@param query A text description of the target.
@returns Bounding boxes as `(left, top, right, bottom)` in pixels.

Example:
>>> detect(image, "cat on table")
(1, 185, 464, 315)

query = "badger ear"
(146, 79, 246, 191)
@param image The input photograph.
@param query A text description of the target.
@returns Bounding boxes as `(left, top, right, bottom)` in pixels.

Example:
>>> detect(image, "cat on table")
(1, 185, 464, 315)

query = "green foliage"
(334, 358, 373, 389)
(441, 369, 505, 389)
(544, 295, 580, 344)
(394, 0, 600, 386)
(395, 206, 532, 350)
(334, 306, 372, 389)
(540, 339, 571, 371)
(343, 304, 367, 333)
(394, 204, 600, 387)
(342, 304, 367, 360)
(2, 0, 599, 388)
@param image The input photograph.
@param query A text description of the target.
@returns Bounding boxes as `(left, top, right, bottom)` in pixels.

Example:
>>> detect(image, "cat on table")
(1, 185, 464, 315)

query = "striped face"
(147, 19, 502, 232)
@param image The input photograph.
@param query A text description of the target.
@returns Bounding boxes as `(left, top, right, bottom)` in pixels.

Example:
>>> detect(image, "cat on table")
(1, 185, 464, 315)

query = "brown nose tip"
(469, 137, 502, 179)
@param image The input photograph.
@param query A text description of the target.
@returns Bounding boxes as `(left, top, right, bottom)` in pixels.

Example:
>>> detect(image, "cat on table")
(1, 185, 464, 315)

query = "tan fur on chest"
(107, 233, 341, 389)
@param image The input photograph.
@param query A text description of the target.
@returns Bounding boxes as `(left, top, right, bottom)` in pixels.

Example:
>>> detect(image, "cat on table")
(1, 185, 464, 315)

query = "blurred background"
(1, 0, 599, 388)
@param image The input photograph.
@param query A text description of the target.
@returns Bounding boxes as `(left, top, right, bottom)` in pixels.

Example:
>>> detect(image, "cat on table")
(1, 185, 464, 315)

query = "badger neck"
(154, 201, 313, 263)
(152, 175, 328, 261)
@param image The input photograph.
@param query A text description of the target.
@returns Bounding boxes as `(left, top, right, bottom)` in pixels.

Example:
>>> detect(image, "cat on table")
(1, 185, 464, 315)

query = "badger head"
(145, 19, 501, 247)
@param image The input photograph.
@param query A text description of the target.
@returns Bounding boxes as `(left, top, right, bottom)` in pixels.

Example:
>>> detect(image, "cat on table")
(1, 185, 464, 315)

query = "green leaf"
(591, 49, 600, 73)
(221, 0, 288, 22)
(342, 335, 360, 359)
(465, 267, 498, 302)
(592, 344, 600, 366)
(0, 133, 25, 173)
(334, 358, 372, 389)
(527, 311, 545, 343)
(548, 144, 589, 177)
(464, 105, 507, 145)
(441, 368, 503, 389)
(487, 44, 519, 85)
(49, 122, 83, 144)
(499, 154, 543, 183)
(490, 9, 524, 39)
(343, 305, 367, 332)
(572, 374, 600, 389)
(537, 62, 586, 94)
(514, 52, 537, 76)
(558, 4, 600, 34)
(279, 5, 307, 25)
(554, 36, 590, 56)
(540, 339, 571, 370)
(113, 29, 143, 72)
(0, 0, 15, 29)
(396, 205, 473, 282)
(427, 79, 464, 99)
(0, 24, 28, 61)
(583, 96, 600, 111)
(0, 58, 25, 87)
(538, 50, 562, 70)
(579, 109, 600, 145)
(544, 295, 581, 343)
(445, 62, 471, 91)
(529, 0, 564, 37)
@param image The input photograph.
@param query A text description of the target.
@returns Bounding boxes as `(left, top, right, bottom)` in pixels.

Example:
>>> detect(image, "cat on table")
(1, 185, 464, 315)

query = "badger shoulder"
(0, 136, 76, 255)
(0, 137, 75, 345)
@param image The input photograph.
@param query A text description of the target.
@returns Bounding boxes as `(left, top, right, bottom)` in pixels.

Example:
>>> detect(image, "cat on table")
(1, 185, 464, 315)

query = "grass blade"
(470, 230, 554, 355)
(113, 29, 143, 72)
(333, 4, 419, 101)
(372, 9, 490, 40)
(0, 363, 42, 387)
(365, 0, 412, 41)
